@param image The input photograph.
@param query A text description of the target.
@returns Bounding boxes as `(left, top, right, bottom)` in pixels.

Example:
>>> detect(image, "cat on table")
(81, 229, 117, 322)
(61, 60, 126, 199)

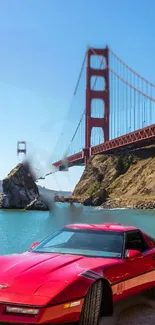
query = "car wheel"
(79, 280, 103, 325)
(149, 287, 155, 300)
(144, 287, 155, 300)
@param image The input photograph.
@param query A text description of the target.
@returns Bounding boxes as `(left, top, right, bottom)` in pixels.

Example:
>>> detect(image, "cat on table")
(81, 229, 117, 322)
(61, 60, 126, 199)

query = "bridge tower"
(17, 141, 27, 155)
(83, 46, 110, 164)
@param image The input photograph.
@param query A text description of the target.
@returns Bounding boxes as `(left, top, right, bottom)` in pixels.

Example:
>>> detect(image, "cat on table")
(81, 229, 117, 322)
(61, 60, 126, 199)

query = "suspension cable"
(91, 48, 155, 102)
(66, 53, 105, 150)
(49, 53, 86, 156)
(109, 48, 155, 88)
(74, 53, 87, 96)
(69, 110, 85, 145)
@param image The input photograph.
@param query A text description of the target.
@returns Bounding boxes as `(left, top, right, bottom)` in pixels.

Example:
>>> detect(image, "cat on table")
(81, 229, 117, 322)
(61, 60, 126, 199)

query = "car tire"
(144, 287, 155, 300)
(79, 280, 103, 325)
(149, 287, 155, 300)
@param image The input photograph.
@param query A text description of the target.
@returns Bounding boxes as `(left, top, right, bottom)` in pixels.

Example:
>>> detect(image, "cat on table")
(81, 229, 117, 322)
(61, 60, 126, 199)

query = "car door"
(121, 230, 155, 297)
(107, 230, 155, 301)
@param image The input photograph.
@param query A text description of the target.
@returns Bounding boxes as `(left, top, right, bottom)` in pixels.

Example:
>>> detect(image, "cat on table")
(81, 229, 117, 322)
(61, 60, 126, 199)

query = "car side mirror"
(29, 241, 40, 250)
(126, 249, 143, 259)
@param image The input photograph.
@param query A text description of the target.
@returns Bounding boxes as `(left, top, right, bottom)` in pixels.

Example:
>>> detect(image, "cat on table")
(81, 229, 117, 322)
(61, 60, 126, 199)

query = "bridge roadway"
(53, 124, 155, 168)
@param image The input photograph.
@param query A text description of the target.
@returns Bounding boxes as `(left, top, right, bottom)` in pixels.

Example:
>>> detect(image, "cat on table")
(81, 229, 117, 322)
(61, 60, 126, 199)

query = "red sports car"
(0, 223, 155, 325)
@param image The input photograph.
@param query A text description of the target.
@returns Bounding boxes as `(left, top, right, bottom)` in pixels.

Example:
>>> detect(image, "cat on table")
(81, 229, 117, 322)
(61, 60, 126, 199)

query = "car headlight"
(6, 306, 39, 315)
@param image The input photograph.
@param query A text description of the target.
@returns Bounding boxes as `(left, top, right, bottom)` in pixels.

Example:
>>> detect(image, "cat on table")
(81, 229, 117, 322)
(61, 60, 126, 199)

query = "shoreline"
(1, 195, 155, 211)
(55, 195, 155, 210)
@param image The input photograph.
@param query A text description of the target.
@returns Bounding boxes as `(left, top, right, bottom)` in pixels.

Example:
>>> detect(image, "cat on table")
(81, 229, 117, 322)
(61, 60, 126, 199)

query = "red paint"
(126, 249, 142, 259)
(84, 47, 109, 164)
(0, 223, 155, 324)
(66, 223, 136, 231)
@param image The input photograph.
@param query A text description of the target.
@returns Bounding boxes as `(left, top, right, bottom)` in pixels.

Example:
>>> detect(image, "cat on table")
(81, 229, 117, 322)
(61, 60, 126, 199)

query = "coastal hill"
(38, 185, 71, 198)
(1, 145, 155, 210)
(72, 145, 155, 209)
(0, 163, 71, 210)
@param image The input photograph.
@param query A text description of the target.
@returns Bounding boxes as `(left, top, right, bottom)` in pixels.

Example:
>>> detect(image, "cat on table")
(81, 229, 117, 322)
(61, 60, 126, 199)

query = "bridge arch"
(91, 76, 105, 91)
(90, 55, 105, 70)
(91, 99, 104, 118)
(91, 127, 104, 146)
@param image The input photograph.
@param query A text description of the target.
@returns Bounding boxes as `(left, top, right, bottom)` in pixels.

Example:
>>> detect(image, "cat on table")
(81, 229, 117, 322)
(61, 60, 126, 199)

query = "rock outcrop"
(25, 198, 49, 211)
(0, 162, 49, 210)
(72, 146, 155, 209)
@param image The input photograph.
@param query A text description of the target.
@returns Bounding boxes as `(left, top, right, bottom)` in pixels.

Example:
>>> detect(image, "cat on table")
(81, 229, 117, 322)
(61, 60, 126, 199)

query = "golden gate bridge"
(17, 46, 155, 175)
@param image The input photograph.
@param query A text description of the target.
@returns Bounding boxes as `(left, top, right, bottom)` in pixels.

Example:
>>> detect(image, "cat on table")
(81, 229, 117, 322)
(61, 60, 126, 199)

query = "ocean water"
(0, 203, 155, 255)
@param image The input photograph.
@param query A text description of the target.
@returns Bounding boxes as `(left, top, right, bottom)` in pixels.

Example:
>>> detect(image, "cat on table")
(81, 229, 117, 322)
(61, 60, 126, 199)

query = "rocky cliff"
(73, 146, 155, 209)
(0, 162, 48, 210)
(0, 180, 3, 193)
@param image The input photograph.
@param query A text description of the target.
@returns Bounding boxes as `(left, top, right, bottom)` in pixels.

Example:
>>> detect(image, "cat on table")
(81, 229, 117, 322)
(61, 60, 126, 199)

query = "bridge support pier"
(83, 148, 90, 165)
(84, 46, 110, 165)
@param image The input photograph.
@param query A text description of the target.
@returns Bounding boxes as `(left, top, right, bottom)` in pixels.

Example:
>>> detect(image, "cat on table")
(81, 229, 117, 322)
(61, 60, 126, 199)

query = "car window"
(32, 229, 124, 258)
(43, 231, 74, 247)
(125, 231, 149, 253)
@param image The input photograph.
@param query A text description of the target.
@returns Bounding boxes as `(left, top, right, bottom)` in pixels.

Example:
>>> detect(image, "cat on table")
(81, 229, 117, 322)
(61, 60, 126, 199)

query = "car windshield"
(32, 228, 124, 258)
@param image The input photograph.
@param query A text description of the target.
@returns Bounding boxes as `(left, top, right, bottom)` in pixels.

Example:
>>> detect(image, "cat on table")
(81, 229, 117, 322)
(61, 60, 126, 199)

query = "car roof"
(65, 223, 138, 232)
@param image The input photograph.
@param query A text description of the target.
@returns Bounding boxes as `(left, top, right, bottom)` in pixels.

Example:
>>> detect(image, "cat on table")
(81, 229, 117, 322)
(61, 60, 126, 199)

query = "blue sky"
(0, 0, 155, 191)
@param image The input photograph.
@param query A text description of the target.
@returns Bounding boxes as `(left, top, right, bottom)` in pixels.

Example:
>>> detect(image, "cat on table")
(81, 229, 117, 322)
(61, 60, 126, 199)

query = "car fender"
(45, 270, 111, 306)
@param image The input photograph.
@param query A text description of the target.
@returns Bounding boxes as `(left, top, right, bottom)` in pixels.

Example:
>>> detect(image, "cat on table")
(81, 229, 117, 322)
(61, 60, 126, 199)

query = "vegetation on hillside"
(72, 146, 155, 208)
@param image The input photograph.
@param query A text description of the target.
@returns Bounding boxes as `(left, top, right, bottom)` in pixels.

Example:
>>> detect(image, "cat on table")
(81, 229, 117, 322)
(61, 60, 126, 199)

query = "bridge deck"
(53, 124, 155, 168)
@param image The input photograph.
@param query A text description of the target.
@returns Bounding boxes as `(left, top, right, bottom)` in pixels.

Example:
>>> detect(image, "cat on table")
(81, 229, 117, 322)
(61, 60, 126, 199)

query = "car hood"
(0, 252, 119, 297)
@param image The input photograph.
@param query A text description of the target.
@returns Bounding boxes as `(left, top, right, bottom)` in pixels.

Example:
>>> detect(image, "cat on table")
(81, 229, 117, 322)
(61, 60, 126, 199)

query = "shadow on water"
(0, 204, 155, 255)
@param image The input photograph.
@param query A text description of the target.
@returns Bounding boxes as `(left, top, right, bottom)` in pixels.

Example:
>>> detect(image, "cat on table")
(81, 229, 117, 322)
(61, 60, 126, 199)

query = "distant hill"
(0, 181, 71, 198)
(38, 185, 72, 198)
